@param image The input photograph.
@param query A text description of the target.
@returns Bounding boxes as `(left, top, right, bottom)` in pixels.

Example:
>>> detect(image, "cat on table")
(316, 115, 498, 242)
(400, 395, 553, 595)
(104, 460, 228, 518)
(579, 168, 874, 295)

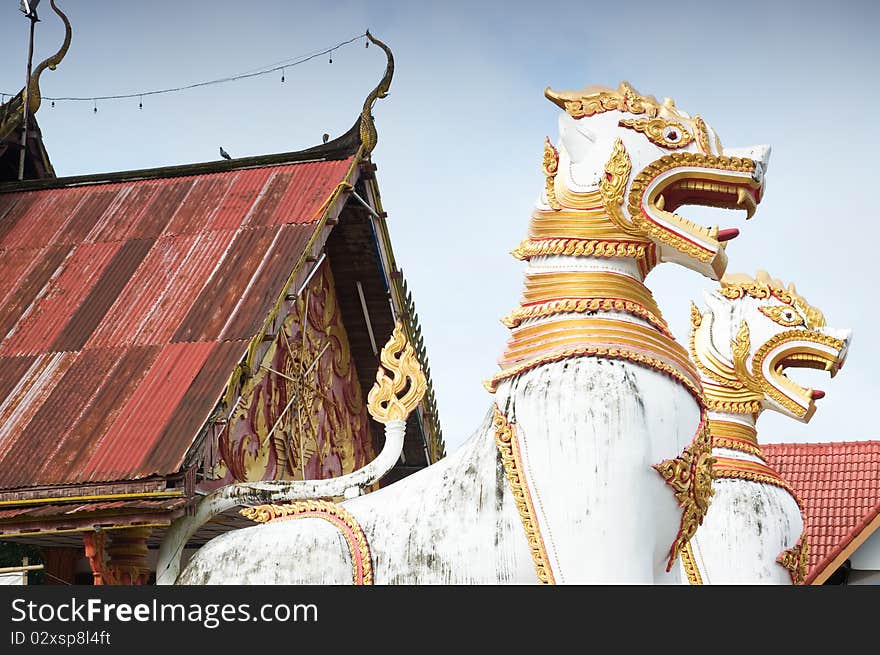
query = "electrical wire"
(1, 32, 368, 103)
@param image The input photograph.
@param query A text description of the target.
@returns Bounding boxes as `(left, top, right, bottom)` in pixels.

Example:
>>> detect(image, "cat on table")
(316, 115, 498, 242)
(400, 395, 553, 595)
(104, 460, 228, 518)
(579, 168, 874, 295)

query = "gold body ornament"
(653, 416, 716, 572)
(492, 406, 556, 584)
(241, 500, 373, 585)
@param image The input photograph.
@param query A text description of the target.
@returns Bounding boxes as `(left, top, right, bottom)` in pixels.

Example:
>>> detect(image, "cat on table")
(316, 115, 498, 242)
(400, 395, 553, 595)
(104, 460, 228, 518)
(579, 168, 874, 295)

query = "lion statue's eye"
(758, 305, 805, 327)
(662, 126, 681, 143)
(618, 117, 694, 149)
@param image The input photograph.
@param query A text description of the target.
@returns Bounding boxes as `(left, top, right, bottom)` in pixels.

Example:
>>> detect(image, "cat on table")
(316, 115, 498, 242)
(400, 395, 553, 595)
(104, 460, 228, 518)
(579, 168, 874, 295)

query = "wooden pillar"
(105, 527, 152, 585)
(82, 531, 110, 585)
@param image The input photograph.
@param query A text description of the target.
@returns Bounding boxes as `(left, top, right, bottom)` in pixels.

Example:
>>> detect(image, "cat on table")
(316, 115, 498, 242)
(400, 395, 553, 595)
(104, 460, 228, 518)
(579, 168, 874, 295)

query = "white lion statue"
(681, 271, 851, 584)
(173, 82, 770, 584)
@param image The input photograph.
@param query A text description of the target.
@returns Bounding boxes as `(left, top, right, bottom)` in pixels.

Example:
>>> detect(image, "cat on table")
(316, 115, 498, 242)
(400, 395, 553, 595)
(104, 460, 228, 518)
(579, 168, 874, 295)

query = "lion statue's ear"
(558, 113, 596, 164)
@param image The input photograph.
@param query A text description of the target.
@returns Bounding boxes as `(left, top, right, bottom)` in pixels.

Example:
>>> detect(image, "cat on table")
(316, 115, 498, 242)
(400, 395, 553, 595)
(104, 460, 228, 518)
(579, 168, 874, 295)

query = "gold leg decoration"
(493, 406, 556, 585)
(680, 542, 703, 585)
(777, 531, 809, 585)
(241, 500, 373, 585)
(653, 415, 716, 572)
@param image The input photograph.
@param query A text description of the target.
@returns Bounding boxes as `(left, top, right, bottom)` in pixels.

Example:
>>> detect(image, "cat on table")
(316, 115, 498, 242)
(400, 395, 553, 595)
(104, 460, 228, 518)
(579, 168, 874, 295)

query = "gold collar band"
(529, 209, 639, 241)
(505, 270, 669, 334)
(488, 314, 702, 402)
(708, 419, 758, 445)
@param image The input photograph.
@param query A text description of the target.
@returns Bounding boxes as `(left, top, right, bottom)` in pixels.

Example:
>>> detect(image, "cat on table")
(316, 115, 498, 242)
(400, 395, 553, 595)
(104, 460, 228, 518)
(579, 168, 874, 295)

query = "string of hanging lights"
(1, 31, 371, 112)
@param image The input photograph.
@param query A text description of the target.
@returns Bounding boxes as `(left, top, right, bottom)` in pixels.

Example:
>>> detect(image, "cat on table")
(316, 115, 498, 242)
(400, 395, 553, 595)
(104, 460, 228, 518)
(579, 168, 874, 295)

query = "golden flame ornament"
(367, 321, 427, 423)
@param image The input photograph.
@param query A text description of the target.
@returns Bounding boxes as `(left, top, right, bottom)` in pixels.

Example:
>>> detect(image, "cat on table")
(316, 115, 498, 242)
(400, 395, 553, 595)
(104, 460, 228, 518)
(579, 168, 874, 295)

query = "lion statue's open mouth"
(692, 271, 852, 422)
(544, 82, 770, 280)
(641, 157, 763, 242)
(754, 329, 848, 420)
(631, 151, 766, 277)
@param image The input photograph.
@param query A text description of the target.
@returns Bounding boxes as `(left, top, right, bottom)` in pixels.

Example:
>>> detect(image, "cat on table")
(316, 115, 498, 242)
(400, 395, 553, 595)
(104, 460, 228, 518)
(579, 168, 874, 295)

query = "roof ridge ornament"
(0, 0, 71, 143)
(359, 30, 394, 156)
(27, 0, 72, 115)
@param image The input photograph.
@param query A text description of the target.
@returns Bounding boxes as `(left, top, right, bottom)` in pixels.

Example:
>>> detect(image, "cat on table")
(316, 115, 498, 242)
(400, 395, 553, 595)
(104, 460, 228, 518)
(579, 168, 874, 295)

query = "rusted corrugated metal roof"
(0, 156, 355, 491)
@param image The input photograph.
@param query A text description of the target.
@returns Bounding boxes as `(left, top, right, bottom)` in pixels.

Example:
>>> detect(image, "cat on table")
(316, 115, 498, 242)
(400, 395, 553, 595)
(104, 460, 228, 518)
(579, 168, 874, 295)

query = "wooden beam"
(0, 490, 183, 508)
(0, 564, 44, 574)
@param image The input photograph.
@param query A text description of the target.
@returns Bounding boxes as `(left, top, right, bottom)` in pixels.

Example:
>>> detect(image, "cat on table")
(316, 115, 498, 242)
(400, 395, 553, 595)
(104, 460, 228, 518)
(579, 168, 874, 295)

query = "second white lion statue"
(681, 271, 851, 584)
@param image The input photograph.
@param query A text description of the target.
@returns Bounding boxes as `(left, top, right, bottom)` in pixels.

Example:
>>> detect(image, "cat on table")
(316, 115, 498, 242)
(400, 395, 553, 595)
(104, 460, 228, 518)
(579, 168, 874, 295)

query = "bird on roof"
(322, 133, 330, 143)
(219, 146, 231, 160)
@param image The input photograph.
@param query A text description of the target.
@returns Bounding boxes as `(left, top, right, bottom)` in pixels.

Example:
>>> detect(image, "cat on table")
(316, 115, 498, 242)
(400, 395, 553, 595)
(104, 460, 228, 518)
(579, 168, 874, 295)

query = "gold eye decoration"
(759, 305, 805, 327)
(618, 117, 694, 149)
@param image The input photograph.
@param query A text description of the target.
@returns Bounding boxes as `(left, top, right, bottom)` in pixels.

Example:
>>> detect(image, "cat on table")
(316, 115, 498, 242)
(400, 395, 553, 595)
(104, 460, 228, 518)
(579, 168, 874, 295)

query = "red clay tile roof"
(0, 156, 355, 490)
(762, 440, 880, 584)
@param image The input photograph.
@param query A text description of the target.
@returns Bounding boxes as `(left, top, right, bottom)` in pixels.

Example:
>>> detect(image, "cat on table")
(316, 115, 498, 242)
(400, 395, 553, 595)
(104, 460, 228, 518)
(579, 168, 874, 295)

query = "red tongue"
(717, 228, 740, 242)
(811, 390, 826, 400)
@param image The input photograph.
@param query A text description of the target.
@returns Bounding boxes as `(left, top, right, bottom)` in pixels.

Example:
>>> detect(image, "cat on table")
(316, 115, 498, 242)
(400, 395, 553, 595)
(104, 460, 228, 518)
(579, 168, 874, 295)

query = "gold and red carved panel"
(205, 261, 375, 487)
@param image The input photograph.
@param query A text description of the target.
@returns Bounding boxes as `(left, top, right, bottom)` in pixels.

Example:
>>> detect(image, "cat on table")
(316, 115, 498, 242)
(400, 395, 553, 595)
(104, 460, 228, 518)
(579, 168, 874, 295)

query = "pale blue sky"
(2, 0, 878, 452)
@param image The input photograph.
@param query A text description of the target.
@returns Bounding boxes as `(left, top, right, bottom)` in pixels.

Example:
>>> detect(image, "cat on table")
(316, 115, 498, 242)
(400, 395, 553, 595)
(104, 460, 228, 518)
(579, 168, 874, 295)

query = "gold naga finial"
(0, 0, 72, 142)
(367, 320, 426, 423)
(544, 81, 660, 119)
(359, 30, 394, 156)
(27, 0, 73, 115)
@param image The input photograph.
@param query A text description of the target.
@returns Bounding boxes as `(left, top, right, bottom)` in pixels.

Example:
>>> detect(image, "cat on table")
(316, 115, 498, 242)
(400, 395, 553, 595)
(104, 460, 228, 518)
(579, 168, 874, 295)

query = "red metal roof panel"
(163, 175, 236, 237)
(241, 169, 298, 228)
(0, 249, 35, 308)
(220, 223, 315, 340)
(0, 355, 36, 409)
(0, 245, 73, 339)
(79, 341, 216, 481)
(267, 158, 351, 225)
(0, 352, 76, 463)
(146, 339, 250, 474)
(210, 168, 274, 231)
(0, 348, 124, 488)
(89, 230, 236, 348)
(131, 177, 197, 239)
(54, 187, 120, 246)
(0, 193, 20, 226)
(0, 241, 122, 356)
(50, 238, 156, 352)
(171, 226, 282, 343)
(84, 184, 160, 244)
(0, 189, 86, 251)
(50, 346, 162, 483)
